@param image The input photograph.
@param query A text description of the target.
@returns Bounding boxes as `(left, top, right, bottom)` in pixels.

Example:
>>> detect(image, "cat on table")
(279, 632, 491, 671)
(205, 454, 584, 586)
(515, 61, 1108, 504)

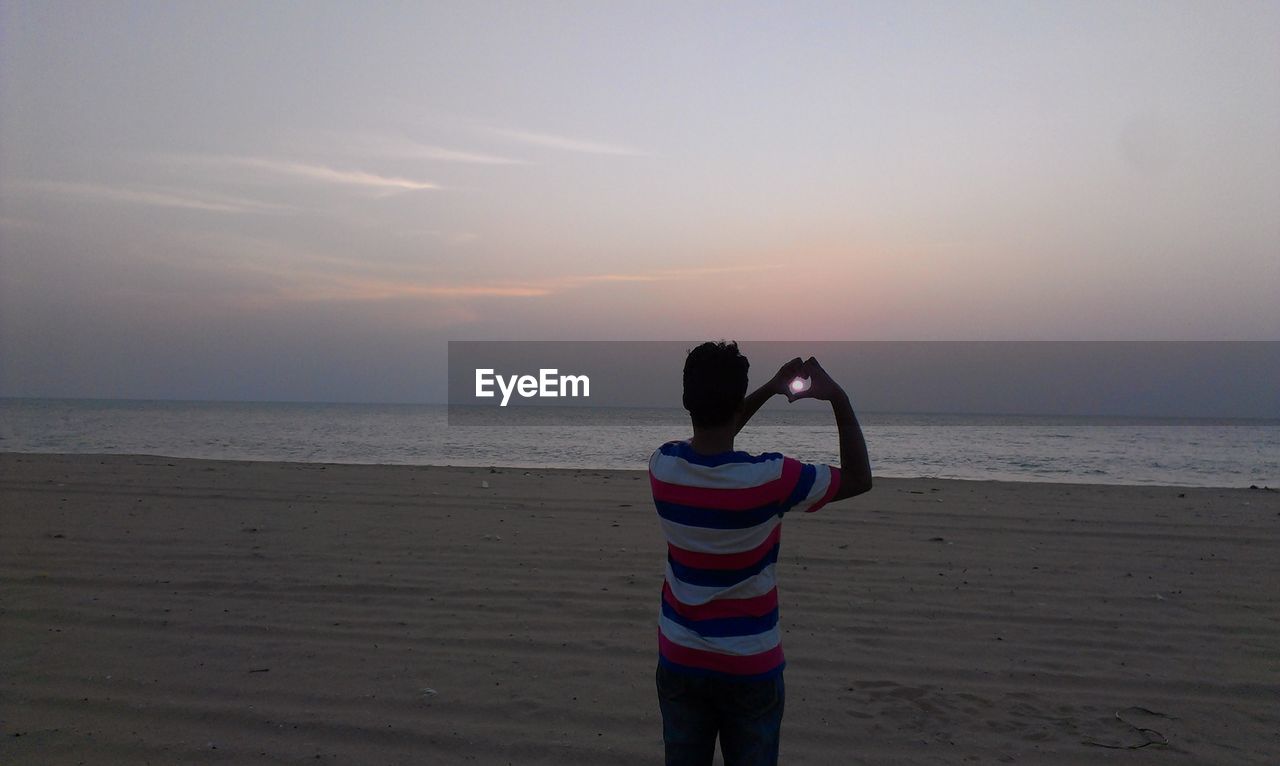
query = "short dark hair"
(682, 341, 750, 428)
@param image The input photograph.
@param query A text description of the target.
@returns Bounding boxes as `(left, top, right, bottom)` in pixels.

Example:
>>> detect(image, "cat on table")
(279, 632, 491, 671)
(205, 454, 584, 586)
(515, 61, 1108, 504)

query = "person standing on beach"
(650, 341, 874, 766)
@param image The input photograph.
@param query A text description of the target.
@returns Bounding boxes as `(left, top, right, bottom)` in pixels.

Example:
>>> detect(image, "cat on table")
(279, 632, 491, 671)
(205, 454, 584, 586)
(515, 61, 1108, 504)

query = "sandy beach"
(2, 452, 1277, 764)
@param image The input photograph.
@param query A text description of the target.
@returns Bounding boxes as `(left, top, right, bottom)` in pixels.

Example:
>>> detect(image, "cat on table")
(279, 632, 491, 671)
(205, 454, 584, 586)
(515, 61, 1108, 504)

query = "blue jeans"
(656, 664, 785, 766)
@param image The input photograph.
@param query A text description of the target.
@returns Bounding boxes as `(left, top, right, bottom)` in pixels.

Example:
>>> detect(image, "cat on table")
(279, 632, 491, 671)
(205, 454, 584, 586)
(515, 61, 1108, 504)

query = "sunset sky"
(2, 2, 1277, 402)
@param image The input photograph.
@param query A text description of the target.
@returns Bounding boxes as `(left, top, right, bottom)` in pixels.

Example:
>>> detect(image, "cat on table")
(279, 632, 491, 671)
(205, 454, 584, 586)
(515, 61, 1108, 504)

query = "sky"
(1, 1, 1277, 403)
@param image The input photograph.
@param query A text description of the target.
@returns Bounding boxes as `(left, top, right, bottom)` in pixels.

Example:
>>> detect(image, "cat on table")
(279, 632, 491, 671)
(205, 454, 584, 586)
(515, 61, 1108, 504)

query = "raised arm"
(801, 357, 873, 501)
(733, 357, 804, 436)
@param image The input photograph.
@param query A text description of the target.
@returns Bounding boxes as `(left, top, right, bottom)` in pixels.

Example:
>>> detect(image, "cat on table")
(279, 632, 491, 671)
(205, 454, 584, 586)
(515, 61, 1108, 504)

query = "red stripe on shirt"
(662, 580, 778, 620)
(666, 525, 782, 570)
(649, 458, 800, 511)
(806, 466, 842, 513)
(658, 632, 785, 676)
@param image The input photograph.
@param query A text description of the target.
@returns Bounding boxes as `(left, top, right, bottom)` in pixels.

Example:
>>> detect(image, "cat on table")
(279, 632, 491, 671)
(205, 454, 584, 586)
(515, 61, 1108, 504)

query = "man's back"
(649, 440, 841, 680)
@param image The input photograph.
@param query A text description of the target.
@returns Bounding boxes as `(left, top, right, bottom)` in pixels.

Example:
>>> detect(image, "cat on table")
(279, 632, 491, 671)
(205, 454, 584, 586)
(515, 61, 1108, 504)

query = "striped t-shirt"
(649, 440, 841, 680)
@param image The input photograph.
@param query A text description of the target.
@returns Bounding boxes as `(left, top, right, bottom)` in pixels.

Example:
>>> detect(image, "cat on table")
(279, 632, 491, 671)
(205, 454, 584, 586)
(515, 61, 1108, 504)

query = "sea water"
(1, 398, 1276, 488)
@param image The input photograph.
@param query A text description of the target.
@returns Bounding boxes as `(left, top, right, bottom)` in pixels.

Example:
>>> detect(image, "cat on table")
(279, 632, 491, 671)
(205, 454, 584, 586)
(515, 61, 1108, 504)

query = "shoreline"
(3, 452, 1277, 763)
(2, 451, 1271, 490)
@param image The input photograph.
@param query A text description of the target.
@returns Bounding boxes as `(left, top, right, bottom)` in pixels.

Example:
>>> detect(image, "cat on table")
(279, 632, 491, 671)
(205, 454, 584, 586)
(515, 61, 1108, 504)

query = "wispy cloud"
(171, 226, 776, 307)
(352, 135, 527, 165)
(546, 264, 778, 288)
(270, 263, 777, 303)
(404, 145, 525, 164)
(222, 157, 440, 192)
(291, 280, 554, 301)
(488, 128, 647, 157)
(155, 154, 441, 195)
(19, 180, 294, 214)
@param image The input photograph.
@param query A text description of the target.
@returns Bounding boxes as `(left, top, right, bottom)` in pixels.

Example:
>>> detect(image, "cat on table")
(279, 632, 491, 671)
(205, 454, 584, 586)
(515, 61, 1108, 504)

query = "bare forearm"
(831, 390, 872, 499)
(735, 384, 775, 435)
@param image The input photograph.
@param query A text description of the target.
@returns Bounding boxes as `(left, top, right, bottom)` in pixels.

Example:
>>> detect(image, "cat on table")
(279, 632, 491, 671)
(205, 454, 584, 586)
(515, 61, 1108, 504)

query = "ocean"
(1, 398, 1276, 488)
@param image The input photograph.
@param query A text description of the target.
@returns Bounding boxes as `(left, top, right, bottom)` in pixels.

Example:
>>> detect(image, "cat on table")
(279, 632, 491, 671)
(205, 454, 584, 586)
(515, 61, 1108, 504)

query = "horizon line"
(2, 395, 1277, 423)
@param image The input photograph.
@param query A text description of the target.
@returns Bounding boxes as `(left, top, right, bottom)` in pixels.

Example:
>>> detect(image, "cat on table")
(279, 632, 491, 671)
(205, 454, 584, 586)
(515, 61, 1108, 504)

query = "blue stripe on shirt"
(780, 463, 816, 513)
(658, 654, 786, 682)
(667, 542, 780, 587)
(655, 500, 782, 530)
(659, 441, 784, 468)
(661, 599, 780, 637)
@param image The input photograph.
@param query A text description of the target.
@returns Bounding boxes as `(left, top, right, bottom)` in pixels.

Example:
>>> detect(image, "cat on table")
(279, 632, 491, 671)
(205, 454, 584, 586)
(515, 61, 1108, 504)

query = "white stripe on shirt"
(658, 515, 780, 555)
(659, 613, 782, 656)
(664, 561, 779, 606)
